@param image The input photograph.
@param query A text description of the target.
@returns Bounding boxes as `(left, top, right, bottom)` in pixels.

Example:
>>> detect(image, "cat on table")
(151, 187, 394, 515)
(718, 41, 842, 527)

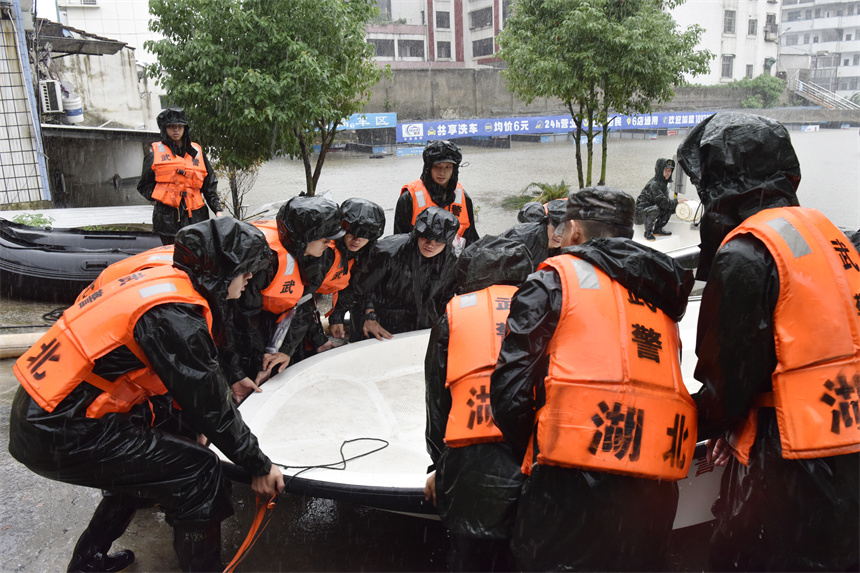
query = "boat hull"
(219, 307, 722, 528)
(0, 219, 161, 302)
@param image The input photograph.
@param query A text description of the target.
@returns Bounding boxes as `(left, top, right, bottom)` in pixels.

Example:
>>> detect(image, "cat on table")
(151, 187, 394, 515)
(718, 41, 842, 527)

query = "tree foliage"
(146, 0, 383, 207)
(730, 74, 786, 109)
(499, 0, 712, 187)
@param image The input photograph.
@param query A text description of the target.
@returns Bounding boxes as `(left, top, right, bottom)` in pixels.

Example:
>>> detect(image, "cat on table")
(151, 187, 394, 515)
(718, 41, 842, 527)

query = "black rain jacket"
(634, 158, 676, 222)
(335, 232, 458, 342)
(490, 238, 693, 571)
(9, 218, 272, 523)
(137, 127, 222, 240)
(677, 112, 859, 572)
(498, 221, 558, 271)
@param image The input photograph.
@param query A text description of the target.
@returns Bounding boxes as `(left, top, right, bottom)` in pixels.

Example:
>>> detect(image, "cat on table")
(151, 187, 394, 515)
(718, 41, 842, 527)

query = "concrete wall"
(363, 69, 757, 119)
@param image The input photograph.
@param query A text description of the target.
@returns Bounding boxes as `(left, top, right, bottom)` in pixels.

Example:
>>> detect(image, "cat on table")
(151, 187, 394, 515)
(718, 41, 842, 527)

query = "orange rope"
(223, 492, 278, 573)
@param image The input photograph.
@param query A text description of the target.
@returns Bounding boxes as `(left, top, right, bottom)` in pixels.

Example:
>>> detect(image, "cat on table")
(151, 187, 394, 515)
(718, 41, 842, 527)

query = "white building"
(779, 0, 860, 97)
(671, 0, 782, 84)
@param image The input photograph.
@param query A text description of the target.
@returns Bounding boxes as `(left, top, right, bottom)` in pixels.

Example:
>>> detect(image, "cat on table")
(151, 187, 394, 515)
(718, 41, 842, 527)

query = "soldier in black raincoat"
(394, 140, 480, 248)
(634, 158, 681, 241)
(340, 206, 460, 342)
(500, 198, 567, 271)
(8, 218, 283, 572)
(424, 239, 533, 572)
(137, 107, 224, 245)
(491, 187, 695, 571)
(244, 197, 345, 382)
(677, 112, 860, 572)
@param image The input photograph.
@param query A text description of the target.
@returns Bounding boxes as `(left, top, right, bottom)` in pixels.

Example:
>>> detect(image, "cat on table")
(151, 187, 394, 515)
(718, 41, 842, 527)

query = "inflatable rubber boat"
(0, 218, 161, 303)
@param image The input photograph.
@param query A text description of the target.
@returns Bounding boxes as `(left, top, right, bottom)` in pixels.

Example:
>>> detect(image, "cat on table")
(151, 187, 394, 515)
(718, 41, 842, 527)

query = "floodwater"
(0, 127, 858, 572)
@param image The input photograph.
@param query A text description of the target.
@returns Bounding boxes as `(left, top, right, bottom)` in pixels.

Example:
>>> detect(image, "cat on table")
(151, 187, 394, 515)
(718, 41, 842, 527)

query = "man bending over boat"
(9, 218, 284, 572)
(491, 187, 696, 571)
(424, 237, 534, 571)
(338, 206, 460, 342)
(138, 107, 224, 245)
(246, 196, 345, 382)
(678, 112, 860, 572)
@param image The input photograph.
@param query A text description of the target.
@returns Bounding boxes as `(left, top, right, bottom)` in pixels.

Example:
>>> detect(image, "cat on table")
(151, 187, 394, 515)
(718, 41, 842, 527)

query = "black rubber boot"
(173, 520, 223, 572)
(67, 494, 138, 573)
(653, 228, 672, 236)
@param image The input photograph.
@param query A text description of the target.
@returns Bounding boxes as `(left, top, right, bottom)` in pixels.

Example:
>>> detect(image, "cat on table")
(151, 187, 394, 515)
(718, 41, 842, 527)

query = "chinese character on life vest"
(820, 373, 860, 434)
(449, 204, 462, 217)
(627, 290, 656, 312)
(631, 324, 662, 363)
(280, 280, 295, 294)
(831, 239, 859, 271)
(588, 401, 643, 462)
(494, 297, 511, 311)
(663, 413, 690, 470)
(466, 384, 494, 430)
(26, 338, 61, 381)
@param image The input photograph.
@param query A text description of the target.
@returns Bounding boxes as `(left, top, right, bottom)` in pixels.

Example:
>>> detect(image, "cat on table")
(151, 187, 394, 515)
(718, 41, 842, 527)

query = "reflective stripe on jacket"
(723, 207, 860, 464)
(526, 254, 697, 481)
(14, 265, 212, 418)
(401, 179, 470, 237)
(150, 141, 207, 215)
(75, 245, 175, 304)
(254, 220, 303, 315)
(444, 285, 517, 447)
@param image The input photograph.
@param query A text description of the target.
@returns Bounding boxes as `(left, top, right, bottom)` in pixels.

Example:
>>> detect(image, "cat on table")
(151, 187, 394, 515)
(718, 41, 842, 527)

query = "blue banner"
(397, 112, 715, 142)
(338, 112, 397, 131)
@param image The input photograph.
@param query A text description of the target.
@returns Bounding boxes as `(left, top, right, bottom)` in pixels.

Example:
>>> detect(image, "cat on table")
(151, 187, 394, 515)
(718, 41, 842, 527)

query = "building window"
(503, 0, 513, 23)
(854, 54, 860, 65)
(748, 19, 757, 35)
(805, 9, 812, 19)
(846, 34, 853, 41)
(786, 35, 799, 45)
(814, 8, 820, 17)
(813, 35, 819, 43)
(398, 39, 425, 58)
(470, 7, 493, 30)
(787, 11, 799, 21)
(437, 41, 451, 59)
(722, 55, 735, 77)
(724, 10, 736, 33)
(844, 58, 851, 66)
(766, 13, 776, 26)
(367, 39, 395, 57)
(849, 5, 855, 15)
(473, 37, 495, 57)
(746, 64, 754, 78)
(804, 34, 810, 43)
(436, 11, 450, 29)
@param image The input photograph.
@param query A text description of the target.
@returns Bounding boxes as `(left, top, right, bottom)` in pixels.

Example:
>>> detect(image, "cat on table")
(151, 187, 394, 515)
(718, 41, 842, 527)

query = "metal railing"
(788, 71, 860, 110)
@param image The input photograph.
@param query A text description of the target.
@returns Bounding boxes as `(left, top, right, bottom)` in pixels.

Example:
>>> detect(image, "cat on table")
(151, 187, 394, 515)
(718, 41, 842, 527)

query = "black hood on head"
(420, 140, 462, 205)
(277, 196, 344, 260)
(654, 158, 674, 183)
(676, 112, 801, 280)
(545, 199, 568, 227)
(340, 198, 386, 241)
(455, 235, 534, 294)
(173, 218, 272, 304)
(518, 201, 546, 224)
(412, 206, 460, 244)
(156, 106, 193, 156)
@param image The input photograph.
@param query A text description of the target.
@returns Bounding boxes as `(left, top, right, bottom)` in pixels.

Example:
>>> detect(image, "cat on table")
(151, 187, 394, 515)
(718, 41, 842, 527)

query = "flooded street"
(0, 126, 857, 572)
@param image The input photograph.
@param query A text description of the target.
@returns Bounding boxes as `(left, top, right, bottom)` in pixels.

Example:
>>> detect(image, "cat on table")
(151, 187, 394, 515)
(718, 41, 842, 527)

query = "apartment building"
(780, 0, 860, 96)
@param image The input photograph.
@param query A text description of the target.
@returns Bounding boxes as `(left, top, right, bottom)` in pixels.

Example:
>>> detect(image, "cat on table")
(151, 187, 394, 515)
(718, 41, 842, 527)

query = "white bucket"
(63, 95, 83, 124)
(675, 199, 702, 223)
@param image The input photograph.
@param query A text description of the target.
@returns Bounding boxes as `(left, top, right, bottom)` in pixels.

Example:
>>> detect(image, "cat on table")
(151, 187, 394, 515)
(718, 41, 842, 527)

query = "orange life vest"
(444, 284, 517, 447)
(75, 245, 175, 304)
(14, 265, 212, 419)
(401, 179, 470, 238)
(317, 245, 354, 316)
(150, 141, 207, 216)
(253, 220, 304, 315)
(721, 207, 860, 465)
(524, 254, 697, 481)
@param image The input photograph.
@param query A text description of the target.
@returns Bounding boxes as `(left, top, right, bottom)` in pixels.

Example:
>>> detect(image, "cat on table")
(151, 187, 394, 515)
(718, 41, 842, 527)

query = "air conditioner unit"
(39, 80, 64, 113)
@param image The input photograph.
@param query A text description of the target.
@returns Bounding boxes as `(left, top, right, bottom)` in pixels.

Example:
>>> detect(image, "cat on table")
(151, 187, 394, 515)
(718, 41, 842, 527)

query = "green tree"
(731, 74, 786, 109)
(499, 0, 711, 187)
(147, 0, 383, 211)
